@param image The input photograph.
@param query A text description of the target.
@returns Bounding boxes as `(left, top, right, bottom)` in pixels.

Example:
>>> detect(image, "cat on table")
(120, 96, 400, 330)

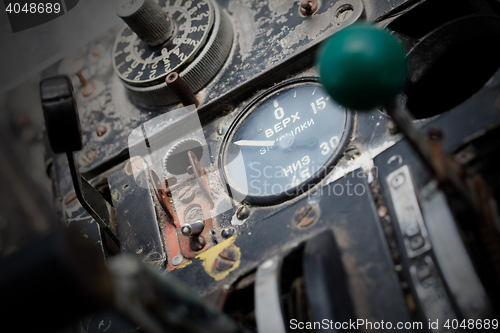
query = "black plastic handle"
(40, 74, 83, 154)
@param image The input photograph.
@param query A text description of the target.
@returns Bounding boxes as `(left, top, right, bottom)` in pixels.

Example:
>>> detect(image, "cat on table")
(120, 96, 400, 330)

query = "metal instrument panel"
(40, 0, 409, 174)
(4, 0, 500, 331)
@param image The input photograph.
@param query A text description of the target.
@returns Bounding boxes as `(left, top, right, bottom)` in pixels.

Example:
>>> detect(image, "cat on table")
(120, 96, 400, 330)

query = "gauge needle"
(234, 140, 275, 147)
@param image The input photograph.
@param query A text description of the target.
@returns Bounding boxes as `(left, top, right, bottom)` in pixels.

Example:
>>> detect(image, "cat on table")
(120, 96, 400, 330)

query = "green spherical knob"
(317, 23, 407, 111)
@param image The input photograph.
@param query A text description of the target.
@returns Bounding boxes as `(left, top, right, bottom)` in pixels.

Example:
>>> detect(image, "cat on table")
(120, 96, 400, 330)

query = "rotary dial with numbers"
(113, 0, 213, 86)
(113, 0, 232, 107)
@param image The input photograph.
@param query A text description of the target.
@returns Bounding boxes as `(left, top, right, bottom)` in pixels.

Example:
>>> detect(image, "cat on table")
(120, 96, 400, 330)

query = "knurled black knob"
(117, 0, 173, 47)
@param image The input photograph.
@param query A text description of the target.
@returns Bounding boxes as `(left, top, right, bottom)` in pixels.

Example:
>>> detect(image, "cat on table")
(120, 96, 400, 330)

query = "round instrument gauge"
(220, 78, 353, 205)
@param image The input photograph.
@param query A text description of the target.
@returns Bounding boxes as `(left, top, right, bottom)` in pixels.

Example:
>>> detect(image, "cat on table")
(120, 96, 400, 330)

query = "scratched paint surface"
(42, 0, 409, 175)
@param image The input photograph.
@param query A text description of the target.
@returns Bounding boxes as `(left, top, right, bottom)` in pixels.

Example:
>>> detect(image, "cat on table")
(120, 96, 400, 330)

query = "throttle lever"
(40, 75, 119, 247)
(317, 23, 490, 218)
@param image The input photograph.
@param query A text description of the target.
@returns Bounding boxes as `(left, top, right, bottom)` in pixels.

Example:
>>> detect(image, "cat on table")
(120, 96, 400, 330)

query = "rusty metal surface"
(43, 60, 398, 269)
(108, 163, 166, 265)
(39, 0, 411, 177)
(35, 1, 415, 268)
(3, 0, 500, 331)
(40, 2, 500, 274)
(372, 70, 500, 322)
(171, 169, 413, 324)
(150, 151, 217, 266)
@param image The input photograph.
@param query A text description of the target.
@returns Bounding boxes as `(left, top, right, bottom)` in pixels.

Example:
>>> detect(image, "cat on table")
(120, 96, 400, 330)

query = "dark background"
(0, 0, 120, 257)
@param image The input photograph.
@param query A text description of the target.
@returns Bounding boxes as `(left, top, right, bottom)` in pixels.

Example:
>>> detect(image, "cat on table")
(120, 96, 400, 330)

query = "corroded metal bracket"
(150, 151, 215, 269)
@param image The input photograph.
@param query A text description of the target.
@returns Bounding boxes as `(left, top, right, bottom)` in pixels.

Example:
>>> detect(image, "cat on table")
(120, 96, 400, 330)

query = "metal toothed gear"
(163, 138, 204, 176)
(113, 0, 233, 107)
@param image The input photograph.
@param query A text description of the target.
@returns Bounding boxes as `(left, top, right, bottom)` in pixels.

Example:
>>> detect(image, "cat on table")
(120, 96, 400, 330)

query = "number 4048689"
(444, 319, 498, 330)
(5, 2, 61, 14)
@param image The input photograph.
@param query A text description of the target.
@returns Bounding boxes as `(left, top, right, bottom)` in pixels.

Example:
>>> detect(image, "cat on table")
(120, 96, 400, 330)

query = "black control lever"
(40, 75, 119, 246)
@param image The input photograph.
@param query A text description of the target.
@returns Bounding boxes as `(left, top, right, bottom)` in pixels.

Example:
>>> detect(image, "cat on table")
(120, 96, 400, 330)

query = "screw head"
(172, 255, 183, 266)
(178, 186, 195, 203)
(181, 226, 191, 235)
(236, 205, 250, 220)
(217, 123, 228, 136)
(166, 72, 178, 83)
(190, 235, 206, 251)
(391, 173, 406, 188)
(344, 146, 360, 160)
(87, 150, 96, 160)
(81, 150, 96, 164)
(125, 156, 146, 175)
(96, 125, 107, 137)
(293, 204, 319, 228)
(221, 228, 234, 238)
(214, 246, 238, 271)
(334, 4, 354, 23)
(300, 0, 318, 15)
(387, 119, 398, 134)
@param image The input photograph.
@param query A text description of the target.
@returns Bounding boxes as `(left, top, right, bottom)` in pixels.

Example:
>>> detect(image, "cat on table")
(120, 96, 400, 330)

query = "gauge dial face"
(113, 0, 214, 86)
(221, 79, 351, 204)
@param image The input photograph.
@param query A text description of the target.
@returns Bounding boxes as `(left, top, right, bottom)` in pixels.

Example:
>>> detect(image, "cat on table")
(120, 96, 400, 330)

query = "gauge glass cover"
(221, 79, 350, 204)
